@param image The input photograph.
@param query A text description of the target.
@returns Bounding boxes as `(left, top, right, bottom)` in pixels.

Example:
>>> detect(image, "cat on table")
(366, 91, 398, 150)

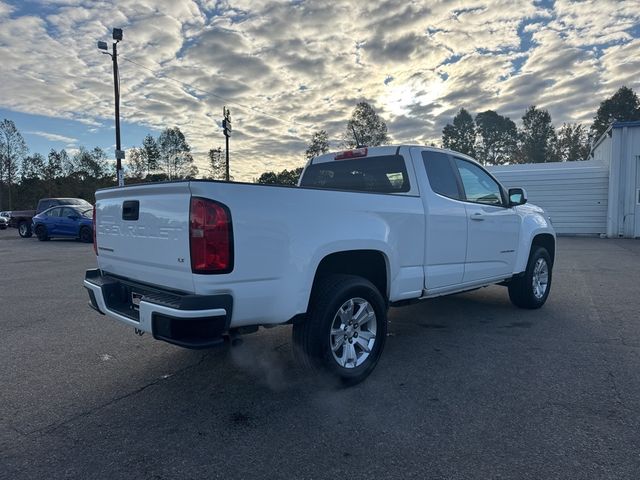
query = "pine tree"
(141, 134, 160, 175)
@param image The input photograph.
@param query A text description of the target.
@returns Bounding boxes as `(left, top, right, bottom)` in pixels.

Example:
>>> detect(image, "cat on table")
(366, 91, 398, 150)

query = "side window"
(61, 207, 76, 218)
(47, 208, 61, 217)
(454, 158, 504, 206)
(422, 151, 461, 200)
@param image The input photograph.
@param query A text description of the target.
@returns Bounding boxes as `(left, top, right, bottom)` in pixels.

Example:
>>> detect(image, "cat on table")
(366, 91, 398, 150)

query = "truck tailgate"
(95, 182, 195, 293)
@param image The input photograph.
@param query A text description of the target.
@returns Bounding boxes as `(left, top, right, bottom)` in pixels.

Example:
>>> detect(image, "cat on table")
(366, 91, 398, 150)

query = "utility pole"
(222, 106, 232, 181)
(98, 28, 125, 187)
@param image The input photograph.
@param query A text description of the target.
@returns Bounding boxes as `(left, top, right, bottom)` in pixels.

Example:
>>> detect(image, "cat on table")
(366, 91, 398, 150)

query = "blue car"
(32, 205, 94, 243)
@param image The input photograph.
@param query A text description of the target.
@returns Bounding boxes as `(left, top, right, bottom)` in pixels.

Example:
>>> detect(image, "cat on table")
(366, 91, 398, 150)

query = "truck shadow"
(44, 285, 565, 470)
(123, 285, 545, 397)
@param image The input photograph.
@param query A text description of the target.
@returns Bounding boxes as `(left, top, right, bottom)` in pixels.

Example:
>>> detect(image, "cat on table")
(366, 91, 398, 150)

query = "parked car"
(84, 145, 555, 385)
(32, 205, 94, 242)
(10, 198, 91, 237)
(0, 215, 7, 230)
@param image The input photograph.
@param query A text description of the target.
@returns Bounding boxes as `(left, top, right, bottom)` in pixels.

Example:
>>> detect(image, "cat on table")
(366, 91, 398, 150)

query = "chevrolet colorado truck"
(84, 146, 555, 384)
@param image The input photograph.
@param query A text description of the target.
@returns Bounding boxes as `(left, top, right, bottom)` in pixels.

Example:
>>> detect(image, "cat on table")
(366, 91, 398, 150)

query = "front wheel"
(35, 224, 49, 241)
(508, 246, 552, 309)
(292, 274, 387, 386)
(18, 221, 32, 238)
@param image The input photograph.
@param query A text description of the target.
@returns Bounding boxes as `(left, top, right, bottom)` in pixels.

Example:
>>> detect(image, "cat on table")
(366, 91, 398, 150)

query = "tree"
(590, 86, 640, 139)
(207, 147, 226, 180)
(72, 147, 109, 179)
(442, 108, 476, 157)
(43, 149, 65, 196)
(158, 127, 198, 180)
(46, 149, 65, 180)
(141, 134, 160, 175)
(518, 106, 557, 163)
(256, 167, 304, 185)
(474, 110, 518, 165)
(344, 102, 389, 148)
(305, 130, 330, 160)
(0, 119, 28, 209)
(553, 123, 590, 161)
(126, 147, 147, 180)
(61, 149, 77, 177)
(20, 153, 45, 180)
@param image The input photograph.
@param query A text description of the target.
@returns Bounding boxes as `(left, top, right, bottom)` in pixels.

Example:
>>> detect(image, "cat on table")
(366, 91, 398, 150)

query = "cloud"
(25, 131, 78, 143)
(0, 0, 638, 179)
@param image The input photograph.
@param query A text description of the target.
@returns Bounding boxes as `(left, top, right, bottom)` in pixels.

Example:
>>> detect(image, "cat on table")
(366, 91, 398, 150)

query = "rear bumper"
(84, 269, 233, 349)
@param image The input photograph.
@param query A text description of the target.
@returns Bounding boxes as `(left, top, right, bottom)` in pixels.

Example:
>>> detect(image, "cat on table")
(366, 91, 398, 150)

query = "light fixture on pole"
(97, 28, 125, 187)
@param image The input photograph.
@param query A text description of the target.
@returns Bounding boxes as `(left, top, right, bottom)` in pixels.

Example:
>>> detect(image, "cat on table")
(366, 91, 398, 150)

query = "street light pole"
(222, 107, 232, 181)
(112, 39, 124, 187)
(98, 28, 125, 187)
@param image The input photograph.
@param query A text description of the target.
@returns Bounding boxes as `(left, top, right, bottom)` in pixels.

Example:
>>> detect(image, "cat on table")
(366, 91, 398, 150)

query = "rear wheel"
(18, 221, 32, 238)
(79, 226, 92, 243)
(508, 246, 552, 309)
(35, 224, 49, 241)
(293, 274, 387, 386)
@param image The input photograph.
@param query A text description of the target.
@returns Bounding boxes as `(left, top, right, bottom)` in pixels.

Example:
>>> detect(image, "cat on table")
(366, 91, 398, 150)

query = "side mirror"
(508, 187, 527, 207)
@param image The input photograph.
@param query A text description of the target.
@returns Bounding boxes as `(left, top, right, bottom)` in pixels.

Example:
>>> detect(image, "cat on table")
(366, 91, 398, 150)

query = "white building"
(489, 121, 640, 238)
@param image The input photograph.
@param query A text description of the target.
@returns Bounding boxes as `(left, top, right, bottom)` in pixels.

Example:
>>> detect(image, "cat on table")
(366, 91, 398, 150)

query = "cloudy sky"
(0, 0, 638, 181)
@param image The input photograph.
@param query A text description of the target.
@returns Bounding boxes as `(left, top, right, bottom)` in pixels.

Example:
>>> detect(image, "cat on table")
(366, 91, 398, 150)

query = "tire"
(508, 246, 552, 309)
(18, 221, 32, 238)
(292, 274, 388, 386)
(79, 226, 92, 243)
(35, 224, 49, 241)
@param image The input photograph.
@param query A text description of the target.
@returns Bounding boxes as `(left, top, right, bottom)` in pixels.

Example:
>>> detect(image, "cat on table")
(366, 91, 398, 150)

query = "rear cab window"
(300, 155, 410, 194)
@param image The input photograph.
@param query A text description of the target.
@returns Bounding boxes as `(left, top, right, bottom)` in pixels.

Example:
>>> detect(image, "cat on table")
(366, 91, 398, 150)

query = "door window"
(61, 207, 77, 218)
(454, 158, 504, 206)
(422, 151, 461, 200)
(46, 208, 61, 217)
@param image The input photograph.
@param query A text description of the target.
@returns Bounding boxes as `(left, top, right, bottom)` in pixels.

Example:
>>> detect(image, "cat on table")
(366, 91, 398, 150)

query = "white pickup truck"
(84, 145, 555, 384)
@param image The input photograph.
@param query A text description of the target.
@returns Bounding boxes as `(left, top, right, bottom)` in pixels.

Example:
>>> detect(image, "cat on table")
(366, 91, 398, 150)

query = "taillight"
(93, 204, 97, 255)
(335, 147, 367, 160)
(189, 197, 233, 274)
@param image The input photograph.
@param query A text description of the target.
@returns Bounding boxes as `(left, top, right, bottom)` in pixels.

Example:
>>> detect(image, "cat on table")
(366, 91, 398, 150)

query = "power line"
(120, 56, 318, 133)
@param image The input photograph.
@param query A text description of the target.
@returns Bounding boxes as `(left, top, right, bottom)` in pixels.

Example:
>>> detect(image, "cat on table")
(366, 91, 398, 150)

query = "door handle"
(470, 213, 485, 221)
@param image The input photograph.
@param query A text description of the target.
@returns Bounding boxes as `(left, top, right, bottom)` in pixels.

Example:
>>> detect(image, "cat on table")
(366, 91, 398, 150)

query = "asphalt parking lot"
(1, 228, 639, 479)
